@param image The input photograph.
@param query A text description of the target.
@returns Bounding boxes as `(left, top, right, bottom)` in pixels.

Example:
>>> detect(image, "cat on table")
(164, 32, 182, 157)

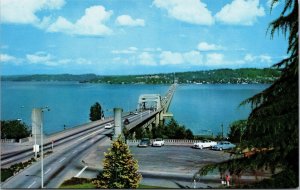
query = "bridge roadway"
(125, 83, 177, 130)
(1, 110, 154, 189)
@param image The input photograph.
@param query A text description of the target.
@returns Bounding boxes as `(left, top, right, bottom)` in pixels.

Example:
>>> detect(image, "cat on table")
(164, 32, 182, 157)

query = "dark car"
(138, 138, 150, 147)
(124, 118, 130, 125)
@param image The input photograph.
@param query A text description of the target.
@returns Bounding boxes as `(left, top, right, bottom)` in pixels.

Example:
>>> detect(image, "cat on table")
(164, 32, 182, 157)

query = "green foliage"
(93, 136, 142, 188)
(197, 0, 299, 188)
(1, 74, 97, 82)
(2, 69, 280, 84)
(1, 168, 13, 182)
(59, 177, 96, 189)
(89, 102, 104, 121)
(228, 120, 247, 143)
(1, 120, 31, 140)
(60, 177, 92, 186)
(131, 119, 194, 139)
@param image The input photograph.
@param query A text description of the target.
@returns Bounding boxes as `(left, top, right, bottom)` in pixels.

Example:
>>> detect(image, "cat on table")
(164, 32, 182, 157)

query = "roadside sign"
(33, 144, 40, 152)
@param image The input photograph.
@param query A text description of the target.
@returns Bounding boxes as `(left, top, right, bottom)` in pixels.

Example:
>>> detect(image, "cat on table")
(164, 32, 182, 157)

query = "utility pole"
(221, 123, 224, 140)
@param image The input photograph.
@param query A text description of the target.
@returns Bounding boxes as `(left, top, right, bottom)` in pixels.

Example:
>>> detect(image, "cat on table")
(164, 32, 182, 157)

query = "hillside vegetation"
(1, 68, 280, 84)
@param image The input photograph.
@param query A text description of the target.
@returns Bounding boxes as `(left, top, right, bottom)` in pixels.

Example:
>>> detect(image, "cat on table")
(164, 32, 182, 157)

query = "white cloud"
(243, 53, 272, 63)
(206, 53, 224, 65)
(138, 52, 156, 66)
(183, 51, 203, 65)
(112, 47, 138, 54)
(47, 6, 113, 36)
(26, 52, 92, 66)
(0, 0, 65, 24)
(75, 58, 92, 65)
(116, 15, 145, 27)
(215, 0, 265, 25)
(159, 50, 203, 65)
(26, 52, 52, 64)
(244, 54, 256, 62)
(0, 54, 18, 63)
(259, 54, 272, 63)
(153, 0, 214, 25)
(128, 47, 138, 51)
(197, 42, 223, 51)
(160, 51, 184, 65)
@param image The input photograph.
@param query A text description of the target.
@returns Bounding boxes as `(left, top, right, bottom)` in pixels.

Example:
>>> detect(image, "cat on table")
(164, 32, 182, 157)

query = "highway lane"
(1, 127, 111, 189)
(1, 110, 152, 167)
(1, 110, 154, 189)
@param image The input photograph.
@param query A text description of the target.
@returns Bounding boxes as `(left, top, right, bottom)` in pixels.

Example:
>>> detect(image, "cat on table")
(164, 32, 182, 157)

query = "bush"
(61, 177, 91, 186)
(1, 168, 13, 182)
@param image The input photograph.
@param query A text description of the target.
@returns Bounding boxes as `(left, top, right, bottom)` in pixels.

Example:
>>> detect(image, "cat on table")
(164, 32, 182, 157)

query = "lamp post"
(41, 107, 50, 189)
(31, 107, 49, 189)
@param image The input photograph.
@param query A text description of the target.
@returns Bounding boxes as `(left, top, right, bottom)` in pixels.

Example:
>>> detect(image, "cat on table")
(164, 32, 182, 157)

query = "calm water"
(1, 81, 268, 135)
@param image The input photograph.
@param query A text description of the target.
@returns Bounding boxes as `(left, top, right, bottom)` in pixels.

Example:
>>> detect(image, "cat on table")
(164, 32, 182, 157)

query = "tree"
(1, 120, 31, 140)
(93, 136, 142, 188)
(198, 0, 298, 188)
(89, 102, 104, 121)
(228, 120, 247, 143)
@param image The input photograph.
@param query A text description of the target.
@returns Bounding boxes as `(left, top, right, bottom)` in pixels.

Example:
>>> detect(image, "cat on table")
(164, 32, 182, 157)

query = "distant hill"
(1, 74, 98, 82)
(1, 68, 280, 84)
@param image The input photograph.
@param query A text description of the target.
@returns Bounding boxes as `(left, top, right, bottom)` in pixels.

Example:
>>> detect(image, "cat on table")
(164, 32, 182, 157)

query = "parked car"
(138, 138, 150, 147)
(104, 123, 113, 129)
(124, 118, 130, 125)
(152, 138, 165, 147)
(193, 140, 217, 149)
(211, 141, 236, 151)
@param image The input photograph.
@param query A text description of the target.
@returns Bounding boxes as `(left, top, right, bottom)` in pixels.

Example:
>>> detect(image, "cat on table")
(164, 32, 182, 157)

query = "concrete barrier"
(126, 139, 201, 146)
(1, 139, 16, 143)
(19, 137, 30, 143)
(1, 137, 31, 144)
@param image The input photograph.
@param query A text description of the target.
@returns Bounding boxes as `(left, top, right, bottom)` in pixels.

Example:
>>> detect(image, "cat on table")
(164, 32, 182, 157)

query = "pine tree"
(197, 0, 298, 188)
(89, 102, 104, 121)
(93, 136, 142, 188)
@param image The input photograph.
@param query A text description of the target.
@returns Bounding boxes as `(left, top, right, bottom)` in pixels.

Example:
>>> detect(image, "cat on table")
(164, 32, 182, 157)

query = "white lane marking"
(72, 150, 78, 154)
(74, 166, 88, 177)
(76, 128, 104, 142)
(59, 157, 66, 163)
(81, 145, 86, 148)
(44, 168, 51, 175)
(27, 181, 36, 188)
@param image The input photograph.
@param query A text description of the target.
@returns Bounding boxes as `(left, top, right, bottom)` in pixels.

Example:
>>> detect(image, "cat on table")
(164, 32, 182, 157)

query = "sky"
(0, 0, 288, 75)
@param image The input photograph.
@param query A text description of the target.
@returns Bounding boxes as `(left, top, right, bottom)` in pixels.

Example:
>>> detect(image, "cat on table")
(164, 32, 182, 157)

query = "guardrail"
(1, 137, 31, 144)
(126, 139, 201, 146)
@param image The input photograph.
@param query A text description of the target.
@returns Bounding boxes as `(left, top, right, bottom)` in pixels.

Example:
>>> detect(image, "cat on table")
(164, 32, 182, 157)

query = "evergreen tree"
(93, 136, 142, 188)
(228, 120, 247, 143)
(198, 0, 298, 188)
(1, 120, 31, 140)
(89, 102, 104, 121)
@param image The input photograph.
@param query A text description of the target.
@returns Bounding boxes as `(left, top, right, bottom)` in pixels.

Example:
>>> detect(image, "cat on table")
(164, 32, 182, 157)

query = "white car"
(104, 123, 113, 129)
(152, 138, 165, 147)
(193, 140, 217, 149)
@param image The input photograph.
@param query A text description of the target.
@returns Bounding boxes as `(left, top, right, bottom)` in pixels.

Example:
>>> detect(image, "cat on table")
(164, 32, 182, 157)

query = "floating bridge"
(124, 83, 177, 132)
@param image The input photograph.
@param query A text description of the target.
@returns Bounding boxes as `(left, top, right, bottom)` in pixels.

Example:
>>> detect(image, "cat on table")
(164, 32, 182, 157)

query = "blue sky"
(1, 0, 287, 75)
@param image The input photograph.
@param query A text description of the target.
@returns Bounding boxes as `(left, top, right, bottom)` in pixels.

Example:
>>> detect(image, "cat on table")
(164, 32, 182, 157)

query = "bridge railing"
(126, 139, 202, 146)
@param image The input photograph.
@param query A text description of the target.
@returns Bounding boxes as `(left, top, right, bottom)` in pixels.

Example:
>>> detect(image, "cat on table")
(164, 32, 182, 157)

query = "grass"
(59, 183, 96, 189)
(59, 181, 165, 189)
(138, 184, 167, 188)
(59, 177, 166, 189)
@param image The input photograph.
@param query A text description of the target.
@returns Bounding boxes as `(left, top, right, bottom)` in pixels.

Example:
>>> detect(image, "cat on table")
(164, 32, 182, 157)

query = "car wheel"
(219, 148, 222, 151)
(200, 145, 203, 149)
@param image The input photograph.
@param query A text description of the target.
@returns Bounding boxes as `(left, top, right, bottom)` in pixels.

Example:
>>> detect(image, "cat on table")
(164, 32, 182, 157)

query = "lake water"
(1, 81, 268, 136)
